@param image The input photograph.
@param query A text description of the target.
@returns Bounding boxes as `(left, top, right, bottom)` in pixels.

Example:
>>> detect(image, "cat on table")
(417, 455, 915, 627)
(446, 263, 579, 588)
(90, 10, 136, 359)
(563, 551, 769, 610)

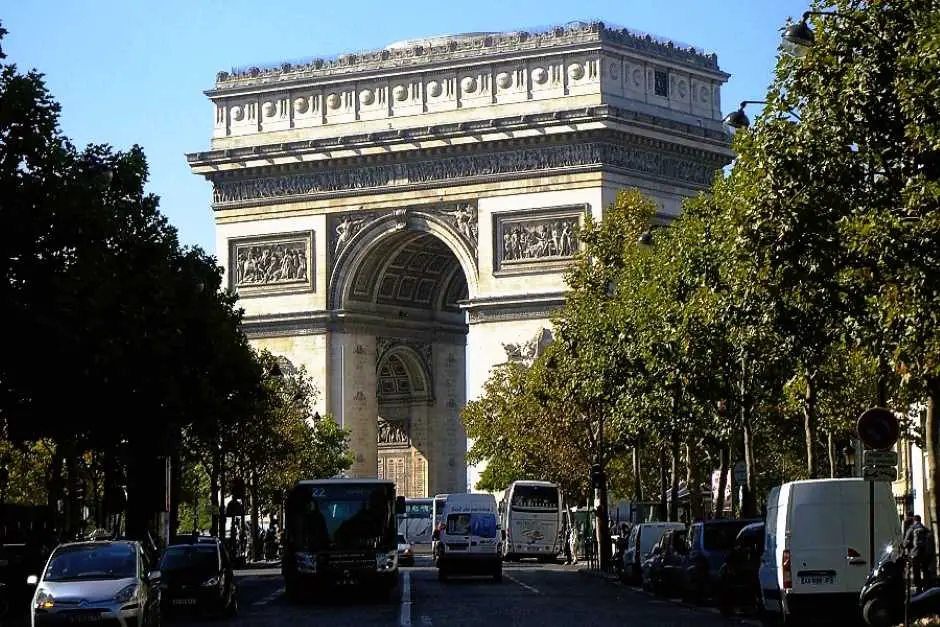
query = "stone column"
(329, 333, 377, 478)
(432, 341, 467, 494)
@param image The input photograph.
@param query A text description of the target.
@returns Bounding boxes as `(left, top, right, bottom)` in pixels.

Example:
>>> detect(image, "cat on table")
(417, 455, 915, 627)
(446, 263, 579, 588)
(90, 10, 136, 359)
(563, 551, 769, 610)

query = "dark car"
(717, 522, 764, 616)
(682, 518, 761, 603)
(159, 538, 237, 618)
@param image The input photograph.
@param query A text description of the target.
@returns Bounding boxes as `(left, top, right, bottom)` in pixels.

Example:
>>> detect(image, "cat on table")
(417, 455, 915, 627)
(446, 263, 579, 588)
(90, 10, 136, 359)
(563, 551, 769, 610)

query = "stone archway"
(375, 346, 432, 497)
(331, 215, 470, 495)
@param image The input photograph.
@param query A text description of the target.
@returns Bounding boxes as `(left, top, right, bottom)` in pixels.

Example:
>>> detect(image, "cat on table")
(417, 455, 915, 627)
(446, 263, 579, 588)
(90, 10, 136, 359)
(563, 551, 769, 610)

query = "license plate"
(172, 598, 197, 605)
(67, 615, 101, 624)
(800, 575, 834, 585)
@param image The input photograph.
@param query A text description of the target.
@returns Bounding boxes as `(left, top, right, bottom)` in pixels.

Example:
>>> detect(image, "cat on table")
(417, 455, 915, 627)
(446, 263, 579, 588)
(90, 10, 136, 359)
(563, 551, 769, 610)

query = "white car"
(27, 540, 162, 627)
(397, 535, 414, 566)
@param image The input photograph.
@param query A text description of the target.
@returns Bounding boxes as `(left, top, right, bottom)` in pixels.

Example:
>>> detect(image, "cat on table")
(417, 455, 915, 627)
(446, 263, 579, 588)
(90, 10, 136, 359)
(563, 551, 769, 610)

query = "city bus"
(398, 497, 434, 545)
(281, 479, 405, 601)
(431, 493, 449, 562)
(499, 480, 562, 562)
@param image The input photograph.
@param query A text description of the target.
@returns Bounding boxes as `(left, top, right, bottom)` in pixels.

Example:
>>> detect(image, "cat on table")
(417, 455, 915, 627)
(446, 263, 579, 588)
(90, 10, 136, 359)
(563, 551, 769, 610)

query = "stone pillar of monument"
(329, 333, 377, 478)
(431, 341, 467, 494)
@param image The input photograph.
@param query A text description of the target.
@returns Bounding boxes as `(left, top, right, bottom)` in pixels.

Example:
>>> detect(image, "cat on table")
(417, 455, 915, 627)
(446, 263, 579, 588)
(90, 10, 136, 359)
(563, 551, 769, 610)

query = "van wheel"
(862, 597, 895, 627)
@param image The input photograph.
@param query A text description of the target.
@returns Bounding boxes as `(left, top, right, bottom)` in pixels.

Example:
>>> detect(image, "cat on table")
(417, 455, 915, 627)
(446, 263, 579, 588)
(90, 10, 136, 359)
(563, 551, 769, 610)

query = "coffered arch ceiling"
(348, 232, 468, 312)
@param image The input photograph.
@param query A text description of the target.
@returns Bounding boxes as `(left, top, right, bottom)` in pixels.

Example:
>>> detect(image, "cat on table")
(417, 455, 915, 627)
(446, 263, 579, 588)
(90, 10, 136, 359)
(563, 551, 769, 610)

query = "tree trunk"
(669, 432, 681, 522)
(803, 369, 818, 478)
(714, 445, 729, 519)
(687, 439, 701, 521)
(926, 383, 940, 561)
(742, 406, 757, 518)
(250, 471, 260, 561)
(659, 448, 668, 521)
(632, 445, 643, 519)
(170, 450, 181, 539)
(827, 432, 837, 479)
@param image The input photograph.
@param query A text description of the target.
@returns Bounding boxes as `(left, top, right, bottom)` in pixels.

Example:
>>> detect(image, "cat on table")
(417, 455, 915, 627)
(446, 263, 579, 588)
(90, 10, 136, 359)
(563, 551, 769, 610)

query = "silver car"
(28, 540, 161, 627)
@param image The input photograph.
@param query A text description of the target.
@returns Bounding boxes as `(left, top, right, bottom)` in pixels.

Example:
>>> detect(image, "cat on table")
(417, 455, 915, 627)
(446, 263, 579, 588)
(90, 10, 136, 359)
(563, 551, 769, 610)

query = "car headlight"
(376, 550, 397, 571)
(35, 589, 55, 609)
(202, 577, 220, 587)
(113, 584, 138, 604)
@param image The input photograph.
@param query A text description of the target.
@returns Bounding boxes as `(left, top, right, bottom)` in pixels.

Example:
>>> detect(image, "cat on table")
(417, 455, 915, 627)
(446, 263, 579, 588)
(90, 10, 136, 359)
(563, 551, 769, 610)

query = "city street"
(173, 557, 759, 627)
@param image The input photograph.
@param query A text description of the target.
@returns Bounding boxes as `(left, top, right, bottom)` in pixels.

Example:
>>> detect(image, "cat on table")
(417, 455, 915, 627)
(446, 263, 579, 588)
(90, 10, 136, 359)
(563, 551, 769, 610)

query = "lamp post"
(722, 100, 802, 131)
(843, 443, 856, 477)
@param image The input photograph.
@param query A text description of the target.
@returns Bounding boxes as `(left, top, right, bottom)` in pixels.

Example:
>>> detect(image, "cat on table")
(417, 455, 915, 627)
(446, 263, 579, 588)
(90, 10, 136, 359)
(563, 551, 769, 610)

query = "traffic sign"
(857, 407, 900, 450)
(863, 466, 898, 482)
(863, 450, 898, 467)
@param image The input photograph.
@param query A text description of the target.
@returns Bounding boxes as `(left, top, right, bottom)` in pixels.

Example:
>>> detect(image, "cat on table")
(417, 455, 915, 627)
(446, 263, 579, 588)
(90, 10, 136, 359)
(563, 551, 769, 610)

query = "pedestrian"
(904, 515, 933, 592)
(563, 526, 573, 565)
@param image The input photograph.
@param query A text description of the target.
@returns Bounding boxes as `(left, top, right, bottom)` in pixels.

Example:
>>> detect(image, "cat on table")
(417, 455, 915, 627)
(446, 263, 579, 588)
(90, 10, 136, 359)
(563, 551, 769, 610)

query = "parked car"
(717, 522, 765, 616)
(621, 522, 686, 585)
(159, 537, 237, 618)
(397, 534, 415, 567)
(26, 540, 161, 627)
(682, 518, 761, 603)
(646, 529, 689, 597)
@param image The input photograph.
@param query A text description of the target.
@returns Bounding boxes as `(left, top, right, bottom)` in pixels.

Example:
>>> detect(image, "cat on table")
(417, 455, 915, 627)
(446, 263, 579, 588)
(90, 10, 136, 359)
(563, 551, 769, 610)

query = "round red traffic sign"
(857, 407, 900, 450)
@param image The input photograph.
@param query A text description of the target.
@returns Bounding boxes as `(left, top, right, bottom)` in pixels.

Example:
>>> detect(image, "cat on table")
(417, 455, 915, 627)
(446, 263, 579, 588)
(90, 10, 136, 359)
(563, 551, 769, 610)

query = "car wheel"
(862, 596, 895, 627)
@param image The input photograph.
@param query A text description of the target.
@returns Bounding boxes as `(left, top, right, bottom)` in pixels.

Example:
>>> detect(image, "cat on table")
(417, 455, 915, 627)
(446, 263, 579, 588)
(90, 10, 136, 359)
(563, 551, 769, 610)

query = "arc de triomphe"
(186, 21, 732, 496)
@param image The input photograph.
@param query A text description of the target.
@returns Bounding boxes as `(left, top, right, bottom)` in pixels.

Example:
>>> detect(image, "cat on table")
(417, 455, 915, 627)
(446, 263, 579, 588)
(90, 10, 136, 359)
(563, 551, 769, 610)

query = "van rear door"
(788, 482, 846, 596)
(838, 482, 899, 594)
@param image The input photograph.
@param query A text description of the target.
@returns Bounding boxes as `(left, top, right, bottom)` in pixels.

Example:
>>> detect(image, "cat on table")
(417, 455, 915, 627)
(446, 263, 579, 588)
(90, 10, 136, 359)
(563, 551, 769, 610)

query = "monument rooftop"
(211, 20, 724, 92)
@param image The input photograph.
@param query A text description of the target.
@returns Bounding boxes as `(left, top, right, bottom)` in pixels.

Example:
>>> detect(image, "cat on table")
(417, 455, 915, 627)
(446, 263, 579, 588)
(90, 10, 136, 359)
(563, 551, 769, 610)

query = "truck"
(434, 493, 502, 582)
(281, 479, 405, 601)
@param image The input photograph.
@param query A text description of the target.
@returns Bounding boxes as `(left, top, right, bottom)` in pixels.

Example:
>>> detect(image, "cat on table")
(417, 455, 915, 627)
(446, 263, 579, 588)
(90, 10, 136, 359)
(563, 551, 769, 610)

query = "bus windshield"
(511, 485, 560, 512)
(285, 483, 395, 552)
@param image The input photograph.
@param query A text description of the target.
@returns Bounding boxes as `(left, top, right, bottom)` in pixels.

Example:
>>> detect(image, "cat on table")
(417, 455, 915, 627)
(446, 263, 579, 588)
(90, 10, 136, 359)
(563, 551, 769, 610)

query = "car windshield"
(43, 544, 136, 582)
(160, 545, 219, 573)
(446, 513, 497, 538)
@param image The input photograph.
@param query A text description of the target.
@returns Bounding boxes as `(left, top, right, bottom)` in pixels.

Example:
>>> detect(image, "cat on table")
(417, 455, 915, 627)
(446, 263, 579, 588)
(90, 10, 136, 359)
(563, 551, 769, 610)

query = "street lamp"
(843, 443, 856, 475)
(781, 10, 866, 56)
(722, 101, 802, 131)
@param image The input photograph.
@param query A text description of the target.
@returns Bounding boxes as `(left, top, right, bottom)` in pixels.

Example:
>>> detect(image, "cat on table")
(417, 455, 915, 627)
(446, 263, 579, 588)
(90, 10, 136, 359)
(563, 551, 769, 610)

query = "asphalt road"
(162, 557, 761, 627)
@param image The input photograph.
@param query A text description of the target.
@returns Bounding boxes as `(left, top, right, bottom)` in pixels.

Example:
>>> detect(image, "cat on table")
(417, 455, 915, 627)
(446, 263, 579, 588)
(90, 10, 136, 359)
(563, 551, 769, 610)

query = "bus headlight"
(376, 550, 398, 571)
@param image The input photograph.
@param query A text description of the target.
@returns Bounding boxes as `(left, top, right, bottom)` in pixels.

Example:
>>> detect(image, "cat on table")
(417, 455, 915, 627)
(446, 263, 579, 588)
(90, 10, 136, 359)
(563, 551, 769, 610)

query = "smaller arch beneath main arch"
(376, 345, 432, 403)
(329, 210, 479, 311)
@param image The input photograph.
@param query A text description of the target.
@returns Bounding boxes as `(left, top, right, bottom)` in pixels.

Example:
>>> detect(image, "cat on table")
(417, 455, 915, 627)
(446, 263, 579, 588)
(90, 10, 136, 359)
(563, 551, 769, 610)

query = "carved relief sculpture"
(377, 416, 410, 446)
(212, 142, 719, 205)
(501, 217, 578, 262)
(441, 202, 478, 246)
(502, 328, 554, 366)
(229, 231, 314, 296)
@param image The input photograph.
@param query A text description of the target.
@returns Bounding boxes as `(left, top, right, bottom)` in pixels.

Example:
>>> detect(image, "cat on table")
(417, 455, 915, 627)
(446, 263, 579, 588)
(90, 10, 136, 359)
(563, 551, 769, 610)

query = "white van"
(758, 478, 901, 623)
(435, 493, 502, 582)
(621, 522, 686, 584)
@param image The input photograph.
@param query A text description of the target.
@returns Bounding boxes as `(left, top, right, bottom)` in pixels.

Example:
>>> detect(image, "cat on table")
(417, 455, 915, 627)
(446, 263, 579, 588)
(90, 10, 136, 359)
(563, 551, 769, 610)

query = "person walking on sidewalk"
(904, 515, 934, 592)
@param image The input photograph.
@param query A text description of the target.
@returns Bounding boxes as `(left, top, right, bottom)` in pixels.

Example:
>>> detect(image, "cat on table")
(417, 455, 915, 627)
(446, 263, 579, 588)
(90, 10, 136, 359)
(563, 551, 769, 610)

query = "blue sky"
(3, 0, 810, 254)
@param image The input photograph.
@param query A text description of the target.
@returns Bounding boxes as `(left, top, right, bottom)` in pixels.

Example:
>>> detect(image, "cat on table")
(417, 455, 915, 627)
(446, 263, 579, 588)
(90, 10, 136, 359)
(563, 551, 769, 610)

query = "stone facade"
(187, 21, 733, 495)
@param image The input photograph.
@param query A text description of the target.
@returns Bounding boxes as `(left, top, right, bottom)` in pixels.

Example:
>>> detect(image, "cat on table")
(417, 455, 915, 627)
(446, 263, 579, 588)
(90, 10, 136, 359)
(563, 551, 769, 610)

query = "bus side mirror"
(395, 496, 406, 515)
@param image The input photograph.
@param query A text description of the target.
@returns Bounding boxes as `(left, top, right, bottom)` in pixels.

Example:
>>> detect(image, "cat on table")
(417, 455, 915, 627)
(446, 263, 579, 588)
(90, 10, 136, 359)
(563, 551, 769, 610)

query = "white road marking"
(400, 570, 412, 627)
(505, 573, 540, 594)
(250, 586, 285, 607)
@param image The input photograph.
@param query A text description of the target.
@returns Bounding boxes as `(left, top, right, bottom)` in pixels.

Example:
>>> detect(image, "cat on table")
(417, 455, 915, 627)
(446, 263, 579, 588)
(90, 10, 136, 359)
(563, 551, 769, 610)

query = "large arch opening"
(337, 222, 470, 497)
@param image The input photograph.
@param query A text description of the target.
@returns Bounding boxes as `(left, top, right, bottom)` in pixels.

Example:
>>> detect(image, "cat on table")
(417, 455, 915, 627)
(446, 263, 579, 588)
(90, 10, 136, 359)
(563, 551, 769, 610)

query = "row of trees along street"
(0, 22, 352, 552)
(463, 0, 940, 571)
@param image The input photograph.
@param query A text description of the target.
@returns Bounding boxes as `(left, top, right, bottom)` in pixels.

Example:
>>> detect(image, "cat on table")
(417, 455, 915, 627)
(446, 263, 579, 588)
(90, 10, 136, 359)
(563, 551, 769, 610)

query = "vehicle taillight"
(782, 549, 792, 590)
